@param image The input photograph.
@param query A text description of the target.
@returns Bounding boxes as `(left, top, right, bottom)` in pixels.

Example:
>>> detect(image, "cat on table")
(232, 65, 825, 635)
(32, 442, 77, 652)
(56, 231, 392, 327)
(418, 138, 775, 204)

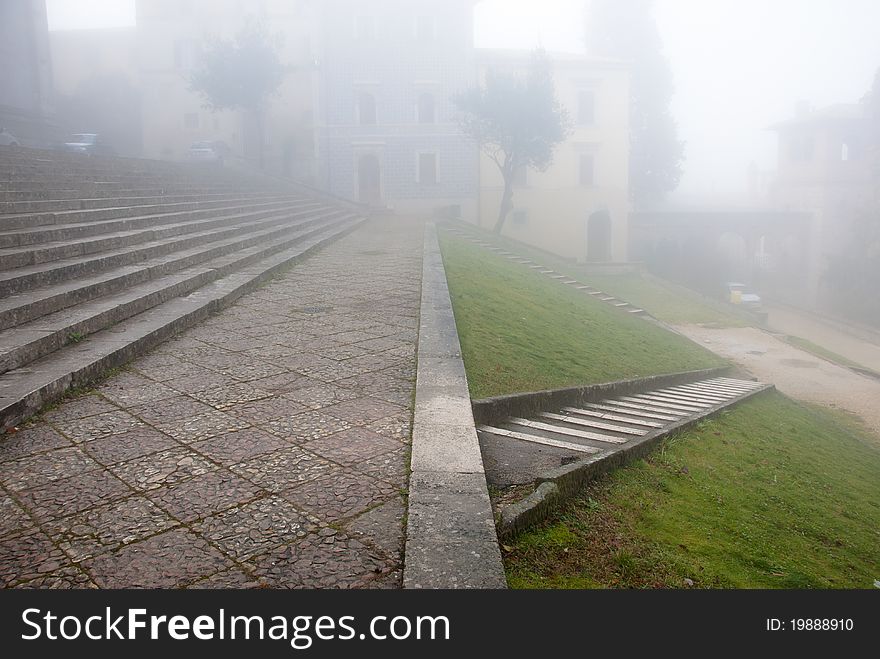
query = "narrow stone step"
(0, 216, 364, 431)
(539, 411, 648, 436)
(0, 193, 303, 233)
(588, 399, 685, 419)
(0, 199, 321, 268)
(623, 395, 708, 412)
(0, 191, 290, 214)
(0, 207, 347, 331)
(477, 425, 601, 454)
(507, 417, 628, 444)
(0, 213, 354, 375)
(560, 406, 664, 429)
(0, 197, 314, 247)
(0, 205, 336, 296)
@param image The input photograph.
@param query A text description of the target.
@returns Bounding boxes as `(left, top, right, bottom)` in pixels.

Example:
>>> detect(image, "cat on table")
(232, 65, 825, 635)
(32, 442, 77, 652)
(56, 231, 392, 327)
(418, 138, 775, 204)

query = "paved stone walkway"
(674, 323, 880, 440)
(0, 216, 423, 588)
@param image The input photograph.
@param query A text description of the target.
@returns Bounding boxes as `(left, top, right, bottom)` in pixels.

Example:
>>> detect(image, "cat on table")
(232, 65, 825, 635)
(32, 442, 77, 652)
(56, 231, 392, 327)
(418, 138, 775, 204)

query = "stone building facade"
(0, 0, 55, 145)
(314, 0, 480, 217)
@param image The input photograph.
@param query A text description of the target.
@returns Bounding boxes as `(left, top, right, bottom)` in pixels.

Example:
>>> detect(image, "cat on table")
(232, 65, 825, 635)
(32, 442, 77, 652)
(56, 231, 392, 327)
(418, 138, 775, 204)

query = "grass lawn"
(438, 231, 726, 399)
(505, 391, 880, 589)
(581, 273, 750, 327)
(455, 223, 752, 327)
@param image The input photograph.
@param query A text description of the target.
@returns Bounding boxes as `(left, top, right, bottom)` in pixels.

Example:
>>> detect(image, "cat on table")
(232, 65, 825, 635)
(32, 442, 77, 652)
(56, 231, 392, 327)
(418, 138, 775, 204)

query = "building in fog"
(769, 103, 874, 308)
(314, 0, 480, 217)
(49, 27, 142, 156)
(134, 0, 320, 180)
(0, 0, 55, 145)
(475, 50, 630, 263)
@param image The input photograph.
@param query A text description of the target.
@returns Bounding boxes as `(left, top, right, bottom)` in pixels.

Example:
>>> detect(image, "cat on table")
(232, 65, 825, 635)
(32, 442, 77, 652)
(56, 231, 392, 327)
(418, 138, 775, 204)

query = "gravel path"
(673, 324, 880, 438)
(765, 305, 880, 374)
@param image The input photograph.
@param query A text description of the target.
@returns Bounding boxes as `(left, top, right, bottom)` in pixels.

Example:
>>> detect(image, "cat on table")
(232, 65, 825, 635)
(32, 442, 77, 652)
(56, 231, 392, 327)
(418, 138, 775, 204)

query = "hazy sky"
(45, 0, 880, 204)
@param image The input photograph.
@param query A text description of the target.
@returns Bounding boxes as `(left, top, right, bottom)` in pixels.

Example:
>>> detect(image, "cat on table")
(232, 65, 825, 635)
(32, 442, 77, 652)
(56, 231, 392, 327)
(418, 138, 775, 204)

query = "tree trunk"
(256, 112, 265, 171)
(494, 177, 514, 234)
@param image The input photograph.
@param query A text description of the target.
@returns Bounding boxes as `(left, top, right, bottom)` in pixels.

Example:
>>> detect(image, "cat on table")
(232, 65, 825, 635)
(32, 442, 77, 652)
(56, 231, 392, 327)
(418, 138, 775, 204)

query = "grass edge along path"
(438, 230, 725, 399)
(504, 391, 880, 589)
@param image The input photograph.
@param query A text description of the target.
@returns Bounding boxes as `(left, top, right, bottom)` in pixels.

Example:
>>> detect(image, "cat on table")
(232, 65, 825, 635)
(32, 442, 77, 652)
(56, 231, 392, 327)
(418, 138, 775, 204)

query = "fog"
(12, 0, 880, 329)
(46, 0, 880, 202)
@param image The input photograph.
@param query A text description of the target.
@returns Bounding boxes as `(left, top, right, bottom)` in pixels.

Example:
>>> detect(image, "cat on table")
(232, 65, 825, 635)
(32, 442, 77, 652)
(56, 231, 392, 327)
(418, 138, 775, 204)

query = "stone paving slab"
(0, 215, 422, 589)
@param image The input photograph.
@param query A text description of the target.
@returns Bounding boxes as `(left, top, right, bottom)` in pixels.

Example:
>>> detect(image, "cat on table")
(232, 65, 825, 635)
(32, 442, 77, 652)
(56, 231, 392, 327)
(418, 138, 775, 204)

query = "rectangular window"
(184, 113, 199, 130)
(579, 153, 595, 186)
(418, 153, 437, 184)
(577, 90, 595, 126)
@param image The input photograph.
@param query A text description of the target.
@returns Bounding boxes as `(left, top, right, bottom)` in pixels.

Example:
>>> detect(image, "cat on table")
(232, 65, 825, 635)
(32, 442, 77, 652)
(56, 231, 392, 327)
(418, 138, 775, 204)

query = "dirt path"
(673, 324, 880, 436)
(765, 304, 880, 373)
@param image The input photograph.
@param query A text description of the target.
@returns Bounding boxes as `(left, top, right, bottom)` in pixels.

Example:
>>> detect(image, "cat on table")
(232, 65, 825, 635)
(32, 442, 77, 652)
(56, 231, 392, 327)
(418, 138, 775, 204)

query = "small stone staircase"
(0, 147, 366, 430)
(479, 376, 769, 465)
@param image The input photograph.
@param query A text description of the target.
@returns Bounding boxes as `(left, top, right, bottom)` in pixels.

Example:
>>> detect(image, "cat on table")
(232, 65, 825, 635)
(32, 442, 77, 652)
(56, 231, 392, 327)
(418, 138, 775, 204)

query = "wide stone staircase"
(0, 147, 366, 430)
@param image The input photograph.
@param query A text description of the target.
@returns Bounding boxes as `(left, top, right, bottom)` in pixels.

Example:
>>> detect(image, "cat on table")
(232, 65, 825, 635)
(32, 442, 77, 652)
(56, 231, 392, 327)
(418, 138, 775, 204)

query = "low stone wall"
(472, 367, 732, 427)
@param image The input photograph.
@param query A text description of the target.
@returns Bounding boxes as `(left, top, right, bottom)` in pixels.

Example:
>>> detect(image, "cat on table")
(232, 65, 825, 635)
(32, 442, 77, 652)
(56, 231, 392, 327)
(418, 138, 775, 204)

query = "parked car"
(726, 282, 762, 307)
(0, 127, 20, 146)
(186, 140, 230, 164)
(61, 133, 114, 156)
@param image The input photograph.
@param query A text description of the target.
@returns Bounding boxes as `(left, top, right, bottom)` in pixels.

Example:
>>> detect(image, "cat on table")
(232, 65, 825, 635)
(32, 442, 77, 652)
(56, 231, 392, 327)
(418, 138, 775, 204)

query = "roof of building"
(769, 103, 867, 131)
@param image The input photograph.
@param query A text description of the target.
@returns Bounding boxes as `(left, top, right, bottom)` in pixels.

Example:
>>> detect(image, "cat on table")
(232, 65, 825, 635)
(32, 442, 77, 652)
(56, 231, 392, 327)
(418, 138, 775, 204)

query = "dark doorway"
(587, 210, 612, 262)
(358, 154, 382, 205)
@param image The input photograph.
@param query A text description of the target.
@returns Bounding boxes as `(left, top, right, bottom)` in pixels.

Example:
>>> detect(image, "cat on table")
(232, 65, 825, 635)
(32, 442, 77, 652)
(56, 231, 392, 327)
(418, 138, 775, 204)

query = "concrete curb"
(403, 222, 507, 589)
(495, 380, 776, 539)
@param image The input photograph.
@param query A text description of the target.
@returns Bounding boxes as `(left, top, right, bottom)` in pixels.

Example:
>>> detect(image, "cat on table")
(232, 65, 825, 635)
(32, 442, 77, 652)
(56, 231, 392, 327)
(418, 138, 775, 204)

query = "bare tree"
(455, 50, 571, 234)
(189, 23, 287, 170)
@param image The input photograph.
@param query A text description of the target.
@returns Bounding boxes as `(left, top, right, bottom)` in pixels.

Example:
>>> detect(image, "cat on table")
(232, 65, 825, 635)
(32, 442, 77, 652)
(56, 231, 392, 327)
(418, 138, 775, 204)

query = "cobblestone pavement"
(0, 216, 423, 589)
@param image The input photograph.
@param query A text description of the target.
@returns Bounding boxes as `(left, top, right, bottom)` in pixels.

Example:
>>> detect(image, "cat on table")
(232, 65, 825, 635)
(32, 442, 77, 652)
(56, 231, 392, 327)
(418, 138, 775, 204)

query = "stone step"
(0, 215, 365, 431)
(0, 212, 355, 375)
(0, 203, 338, 296)
(0, 191, 300, 214)
(0, 186, 264, 201)
(0, 206, 341, 332)
(0, 193, 305, 234)
(0, 197, 315, 247)
(0, 199, 322, 267)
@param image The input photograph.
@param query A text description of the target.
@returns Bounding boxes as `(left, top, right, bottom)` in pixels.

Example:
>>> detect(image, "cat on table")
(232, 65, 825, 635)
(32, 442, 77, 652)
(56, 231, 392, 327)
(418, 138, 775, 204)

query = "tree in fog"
(189, 23, 287, 169)
(455, 51, 571, 234)
(586, 0, 684, 207)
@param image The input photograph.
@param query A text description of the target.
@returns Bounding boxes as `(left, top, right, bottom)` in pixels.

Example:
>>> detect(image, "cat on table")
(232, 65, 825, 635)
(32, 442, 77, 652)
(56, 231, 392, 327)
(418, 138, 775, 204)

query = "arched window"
(417, 92, 436, 124)
(358, 91, 377, 125)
